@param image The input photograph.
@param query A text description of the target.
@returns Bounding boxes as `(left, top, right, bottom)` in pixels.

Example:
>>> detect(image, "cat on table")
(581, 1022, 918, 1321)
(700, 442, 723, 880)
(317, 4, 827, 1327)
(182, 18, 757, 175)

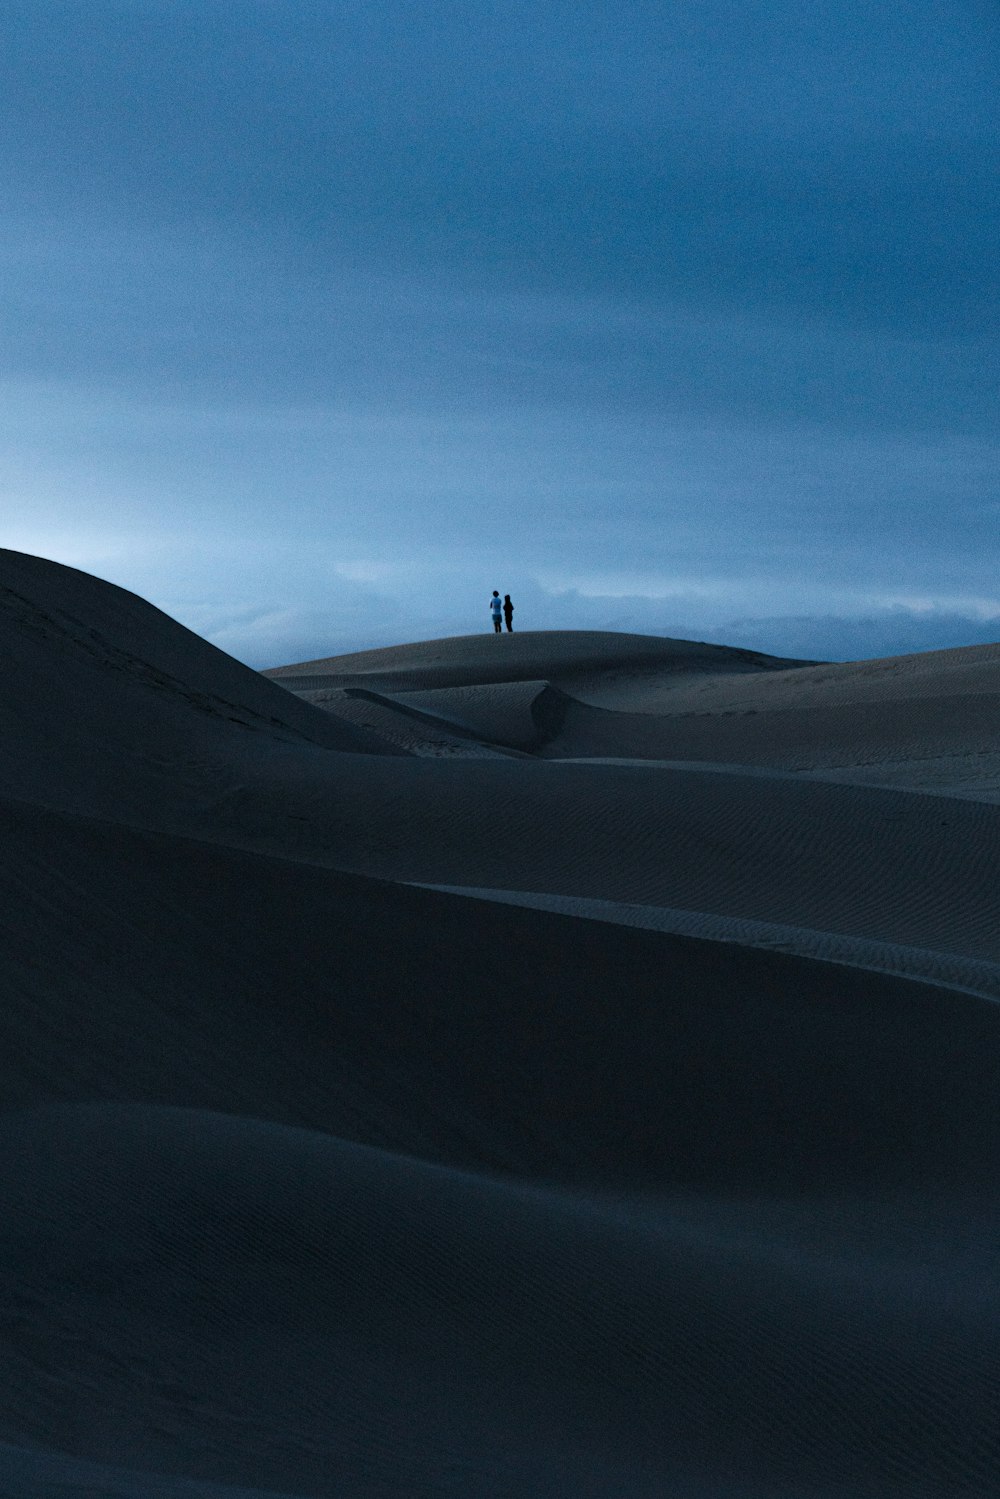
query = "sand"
(1, 547, 998, 1497)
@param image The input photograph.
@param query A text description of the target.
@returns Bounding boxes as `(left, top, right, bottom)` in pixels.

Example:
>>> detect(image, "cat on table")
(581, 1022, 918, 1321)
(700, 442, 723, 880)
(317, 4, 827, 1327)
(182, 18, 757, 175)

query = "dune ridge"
(412, 882, 1000, 1003)
(1, 549, 999, 1496)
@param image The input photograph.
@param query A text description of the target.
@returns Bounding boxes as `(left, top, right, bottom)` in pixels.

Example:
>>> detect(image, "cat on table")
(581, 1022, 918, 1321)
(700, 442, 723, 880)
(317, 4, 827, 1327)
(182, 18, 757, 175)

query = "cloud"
(1, 0, 995, 336)
(721, 611, 1000, 664)
(0, 1, 995, 666)
(5, 372, 996, 672)
(166, 574, 1000, 671)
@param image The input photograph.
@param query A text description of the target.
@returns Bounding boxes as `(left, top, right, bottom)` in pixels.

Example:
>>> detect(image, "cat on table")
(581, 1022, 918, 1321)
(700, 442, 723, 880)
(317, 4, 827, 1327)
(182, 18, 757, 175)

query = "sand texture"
(2, 549, 999, 1497)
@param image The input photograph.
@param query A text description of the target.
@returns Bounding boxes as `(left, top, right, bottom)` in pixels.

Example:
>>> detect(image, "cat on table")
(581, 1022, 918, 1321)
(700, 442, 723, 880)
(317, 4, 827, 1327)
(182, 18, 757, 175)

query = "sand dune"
(263, 628, 800, 689)
(268, 629, 1000, 796)
(2, 550, 999, 1496)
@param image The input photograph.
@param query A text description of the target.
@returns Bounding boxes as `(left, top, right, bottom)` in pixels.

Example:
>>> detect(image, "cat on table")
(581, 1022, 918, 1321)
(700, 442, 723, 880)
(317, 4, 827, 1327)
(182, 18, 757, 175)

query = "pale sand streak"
(410, 884, 1000, 1004)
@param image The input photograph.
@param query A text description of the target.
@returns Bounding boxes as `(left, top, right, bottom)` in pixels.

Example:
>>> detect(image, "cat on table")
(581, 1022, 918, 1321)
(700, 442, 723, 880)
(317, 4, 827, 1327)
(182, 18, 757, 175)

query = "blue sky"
(2, 0, 997, 665)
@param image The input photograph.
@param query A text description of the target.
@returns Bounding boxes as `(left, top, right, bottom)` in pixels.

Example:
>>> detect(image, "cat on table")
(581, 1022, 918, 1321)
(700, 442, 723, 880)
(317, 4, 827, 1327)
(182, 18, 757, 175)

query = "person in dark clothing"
(503, 594, 514, 631)
(490, 590, 503, 632)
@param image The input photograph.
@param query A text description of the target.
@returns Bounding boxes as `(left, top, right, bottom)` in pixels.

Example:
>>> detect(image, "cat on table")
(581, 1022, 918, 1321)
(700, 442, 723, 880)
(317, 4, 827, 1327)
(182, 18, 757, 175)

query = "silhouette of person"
(503, 594, 514, 632)
(489, 590, 503, 633)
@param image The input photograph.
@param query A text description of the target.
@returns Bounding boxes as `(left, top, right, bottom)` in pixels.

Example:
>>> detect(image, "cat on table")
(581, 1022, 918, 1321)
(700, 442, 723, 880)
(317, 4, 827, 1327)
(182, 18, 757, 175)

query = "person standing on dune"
(490, 591, 503, 633)
(503, 594, 514, 632)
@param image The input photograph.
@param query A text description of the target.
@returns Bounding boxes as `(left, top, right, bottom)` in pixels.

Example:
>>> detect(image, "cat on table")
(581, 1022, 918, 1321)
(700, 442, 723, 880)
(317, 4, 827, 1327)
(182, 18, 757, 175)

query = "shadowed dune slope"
(0, 549, 398, 813)
(1, 1102, 998, 1499)
(1, 813, 998, 1495)
(3, 792, 999, 1192)
(171, 753, 1000, 985)
(343, 679, 554, 752)
(285, 682, 540, 756)
(2, 552, 1000, 1496)
(0, 549, 383, 747)
(1, 797, 999, 1493)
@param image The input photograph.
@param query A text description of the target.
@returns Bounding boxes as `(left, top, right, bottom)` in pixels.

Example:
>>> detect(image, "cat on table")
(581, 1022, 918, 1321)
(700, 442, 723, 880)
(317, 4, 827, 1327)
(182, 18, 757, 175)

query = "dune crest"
(2, 550, 999, 1497)
(268, 626, 1000, 797)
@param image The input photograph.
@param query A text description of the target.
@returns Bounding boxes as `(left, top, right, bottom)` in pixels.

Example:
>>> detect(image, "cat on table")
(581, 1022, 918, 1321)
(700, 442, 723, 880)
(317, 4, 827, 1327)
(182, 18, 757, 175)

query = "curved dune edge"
(284, 678, 572, 754)
(263, 627, 800, 681)
(280, 684, 527, 757)
(232, 756, 1000, 968)
(367, 678, 562, 749)
(11, 789, 1000, 1195)
(410, 883, 1000, 1004)
(0, 548, 398, 758)
(531, 684, 1000, 792)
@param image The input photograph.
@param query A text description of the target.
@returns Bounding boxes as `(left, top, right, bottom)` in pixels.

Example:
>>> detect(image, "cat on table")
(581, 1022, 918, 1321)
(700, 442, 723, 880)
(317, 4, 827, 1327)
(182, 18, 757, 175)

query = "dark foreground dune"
(1, 548, 999, 1497)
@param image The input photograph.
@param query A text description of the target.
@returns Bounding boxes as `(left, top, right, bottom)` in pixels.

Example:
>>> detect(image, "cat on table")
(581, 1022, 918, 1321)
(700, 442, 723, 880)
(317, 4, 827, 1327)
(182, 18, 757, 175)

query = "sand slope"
(2, 552, 999, 1497)
(0, 548, 398, 823)
(268, 629, 1000, 796)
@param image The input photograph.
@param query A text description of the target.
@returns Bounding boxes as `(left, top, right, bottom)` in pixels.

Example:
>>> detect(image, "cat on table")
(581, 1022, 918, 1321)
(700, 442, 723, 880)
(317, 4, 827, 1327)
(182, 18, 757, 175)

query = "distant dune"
(2, 548, 999, 1497)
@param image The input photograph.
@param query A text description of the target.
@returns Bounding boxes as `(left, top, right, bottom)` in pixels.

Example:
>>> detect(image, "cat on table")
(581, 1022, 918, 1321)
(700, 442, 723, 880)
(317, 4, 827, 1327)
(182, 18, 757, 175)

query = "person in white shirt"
(489, 591, 503, 633)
